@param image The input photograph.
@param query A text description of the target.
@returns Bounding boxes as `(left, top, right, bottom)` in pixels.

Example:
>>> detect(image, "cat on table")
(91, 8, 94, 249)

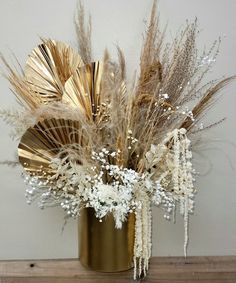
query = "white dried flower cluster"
(175, 106, 195, 122)
(84, 150, 141, 228)
(22, 128, 195, 280)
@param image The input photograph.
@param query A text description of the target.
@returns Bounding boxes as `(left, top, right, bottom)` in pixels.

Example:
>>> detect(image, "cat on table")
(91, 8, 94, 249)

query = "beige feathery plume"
(75, 1, 92, 64)
(181, 76, 236, 131)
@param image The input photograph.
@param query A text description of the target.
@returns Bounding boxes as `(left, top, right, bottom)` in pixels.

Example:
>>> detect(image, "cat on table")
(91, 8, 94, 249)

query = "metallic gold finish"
(18, 118, 83, 176)
(63, 62, 104, 120)
(79, 208, 135, 272)
(25, 40, 84, 104)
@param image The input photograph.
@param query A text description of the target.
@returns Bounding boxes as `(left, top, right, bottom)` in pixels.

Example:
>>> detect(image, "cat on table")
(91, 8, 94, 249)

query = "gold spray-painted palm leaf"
(18, 118, 84, 177)
(25, 40, 84, 104)
(63, 61, 104, 120)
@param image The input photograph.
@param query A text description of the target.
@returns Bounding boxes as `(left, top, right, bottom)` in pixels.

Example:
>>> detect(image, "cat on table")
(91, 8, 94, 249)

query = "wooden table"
(0, 256, 235, 283)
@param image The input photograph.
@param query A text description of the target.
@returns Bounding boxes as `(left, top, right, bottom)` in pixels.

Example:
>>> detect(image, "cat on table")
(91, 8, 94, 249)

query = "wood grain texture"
(0, 256, 235, 283)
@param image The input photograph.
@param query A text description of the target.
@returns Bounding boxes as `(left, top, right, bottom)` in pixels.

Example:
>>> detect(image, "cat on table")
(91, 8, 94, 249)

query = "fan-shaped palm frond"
(63, 61, 103, 121)
(18, 118, 84, 177)
(25, 40, 84, 104)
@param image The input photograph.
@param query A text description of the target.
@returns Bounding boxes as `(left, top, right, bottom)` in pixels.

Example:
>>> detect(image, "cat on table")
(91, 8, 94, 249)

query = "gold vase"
(79, 208, 135, 272)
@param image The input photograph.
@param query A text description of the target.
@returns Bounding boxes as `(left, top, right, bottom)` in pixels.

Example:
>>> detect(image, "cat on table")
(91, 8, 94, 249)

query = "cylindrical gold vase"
(79, 208, 135, 272)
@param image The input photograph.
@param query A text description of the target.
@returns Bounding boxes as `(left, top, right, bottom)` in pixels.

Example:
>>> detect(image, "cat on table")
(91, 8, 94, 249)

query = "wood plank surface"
(0, 256, 235, 283)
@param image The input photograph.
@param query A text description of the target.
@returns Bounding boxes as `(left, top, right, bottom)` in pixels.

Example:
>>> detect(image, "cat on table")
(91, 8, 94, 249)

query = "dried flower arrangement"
(0, 0, 234, 279)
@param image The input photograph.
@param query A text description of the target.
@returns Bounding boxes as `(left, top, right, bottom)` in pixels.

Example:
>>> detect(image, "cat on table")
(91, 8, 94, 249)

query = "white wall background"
(0, 0, 235, 259)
